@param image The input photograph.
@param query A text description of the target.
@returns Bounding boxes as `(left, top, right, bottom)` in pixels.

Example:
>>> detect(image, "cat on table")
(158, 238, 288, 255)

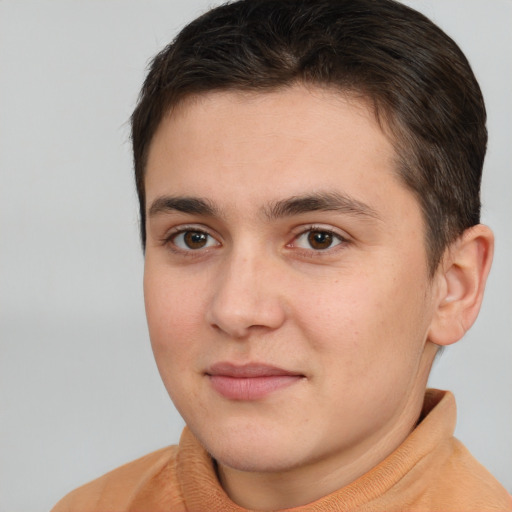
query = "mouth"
(206, 362, 305, 400)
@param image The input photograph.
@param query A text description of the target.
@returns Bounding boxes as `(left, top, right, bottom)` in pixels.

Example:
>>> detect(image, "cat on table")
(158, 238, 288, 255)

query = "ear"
(428, 224, 494, 346)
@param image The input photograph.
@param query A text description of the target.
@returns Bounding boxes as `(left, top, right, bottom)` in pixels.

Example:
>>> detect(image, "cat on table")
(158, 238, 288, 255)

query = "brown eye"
(307, 230, 334, 250)
(293, 228, 344, 251)
(172, 230, 219, 250)
(184, 231, 207, 249)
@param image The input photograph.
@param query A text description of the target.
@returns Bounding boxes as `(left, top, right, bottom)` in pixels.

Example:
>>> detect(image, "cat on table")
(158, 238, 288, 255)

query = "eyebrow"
(264, 192, 380, 221)
(148, 196, 219, 217)
(147, 191, 380, 221)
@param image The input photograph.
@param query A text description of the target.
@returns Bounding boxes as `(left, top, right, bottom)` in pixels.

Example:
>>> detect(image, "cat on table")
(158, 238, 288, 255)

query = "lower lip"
(208, 375, 303, 400)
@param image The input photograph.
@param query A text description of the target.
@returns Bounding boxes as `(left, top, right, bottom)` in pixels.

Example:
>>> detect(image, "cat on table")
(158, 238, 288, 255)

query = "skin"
(143, 86, 493, 510)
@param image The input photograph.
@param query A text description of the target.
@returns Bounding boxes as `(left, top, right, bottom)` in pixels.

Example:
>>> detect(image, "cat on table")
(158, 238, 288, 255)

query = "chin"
(213, 443, 303, 474)
(192, 421, 307, 473)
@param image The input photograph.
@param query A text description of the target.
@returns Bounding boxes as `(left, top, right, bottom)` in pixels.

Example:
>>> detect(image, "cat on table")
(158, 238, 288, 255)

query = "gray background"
(0, 1, 510, 511)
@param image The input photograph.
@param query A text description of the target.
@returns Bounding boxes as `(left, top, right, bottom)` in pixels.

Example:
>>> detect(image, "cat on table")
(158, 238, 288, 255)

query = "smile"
(206, 363, 305, 400)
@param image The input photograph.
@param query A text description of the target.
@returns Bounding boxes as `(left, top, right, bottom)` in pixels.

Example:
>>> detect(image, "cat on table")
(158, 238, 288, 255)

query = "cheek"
(291, 272, 376, 344)
(294, 263, 430, 366)
(143, 267, 213, 420)
(144, 267, 206, 366)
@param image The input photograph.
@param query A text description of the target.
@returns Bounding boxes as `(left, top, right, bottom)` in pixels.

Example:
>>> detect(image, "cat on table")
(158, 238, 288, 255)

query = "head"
(132, 0, 493, 508)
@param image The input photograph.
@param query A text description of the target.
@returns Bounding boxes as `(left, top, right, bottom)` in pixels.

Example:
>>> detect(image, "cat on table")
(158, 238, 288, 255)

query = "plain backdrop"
(0, 1, 510, 510)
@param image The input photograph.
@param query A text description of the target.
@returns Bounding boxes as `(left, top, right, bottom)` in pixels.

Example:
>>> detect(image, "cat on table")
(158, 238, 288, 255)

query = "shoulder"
(51, 445, 180, 512)
(440, 437, 512, 510)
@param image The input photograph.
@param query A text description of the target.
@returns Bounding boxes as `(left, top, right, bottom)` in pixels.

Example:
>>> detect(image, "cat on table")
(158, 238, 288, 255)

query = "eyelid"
(290, 223, 349, 240)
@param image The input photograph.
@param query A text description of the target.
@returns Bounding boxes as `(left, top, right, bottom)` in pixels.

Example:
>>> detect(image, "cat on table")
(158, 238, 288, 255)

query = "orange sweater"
(52, 390, 511, 511)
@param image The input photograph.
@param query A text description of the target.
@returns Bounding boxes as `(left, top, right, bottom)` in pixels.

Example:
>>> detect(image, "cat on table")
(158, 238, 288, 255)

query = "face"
(143, 86, 439, 479)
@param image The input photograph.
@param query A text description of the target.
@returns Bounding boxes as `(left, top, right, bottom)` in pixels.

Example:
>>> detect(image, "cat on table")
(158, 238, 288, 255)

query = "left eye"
(293, 229, 344, 251)
(172, 230, 219, 250)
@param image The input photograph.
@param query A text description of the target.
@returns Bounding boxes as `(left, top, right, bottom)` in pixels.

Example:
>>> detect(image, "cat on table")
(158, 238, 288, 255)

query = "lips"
(206, 362, 304, 400)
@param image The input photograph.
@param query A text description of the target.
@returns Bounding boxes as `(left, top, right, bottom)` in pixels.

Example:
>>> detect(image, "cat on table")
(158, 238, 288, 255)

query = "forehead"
(145, 86, 419, 225)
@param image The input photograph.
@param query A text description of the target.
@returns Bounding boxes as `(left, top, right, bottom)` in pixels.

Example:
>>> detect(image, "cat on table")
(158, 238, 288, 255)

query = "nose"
(206, 250, 286, 339)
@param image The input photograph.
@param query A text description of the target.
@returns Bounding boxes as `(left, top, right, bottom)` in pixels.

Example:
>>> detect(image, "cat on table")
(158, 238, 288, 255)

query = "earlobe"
(428, 224, 494, 346)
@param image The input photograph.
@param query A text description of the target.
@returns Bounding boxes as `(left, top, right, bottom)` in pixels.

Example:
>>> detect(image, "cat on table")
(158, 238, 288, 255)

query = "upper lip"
(206, 362, 303, 378)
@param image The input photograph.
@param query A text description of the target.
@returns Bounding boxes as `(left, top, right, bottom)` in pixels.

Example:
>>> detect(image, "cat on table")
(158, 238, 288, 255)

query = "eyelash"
(161, 224, 349, 257)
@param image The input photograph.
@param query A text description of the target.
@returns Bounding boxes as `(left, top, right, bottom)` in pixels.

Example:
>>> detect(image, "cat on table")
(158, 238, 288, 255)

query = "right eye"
(171, 230, 220, 251)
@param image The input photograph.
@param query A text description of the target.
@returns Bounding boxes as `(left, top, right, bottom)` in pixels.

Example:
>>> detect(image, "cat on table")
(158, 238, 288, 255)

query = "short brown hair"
(131, 0, 487, 274)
